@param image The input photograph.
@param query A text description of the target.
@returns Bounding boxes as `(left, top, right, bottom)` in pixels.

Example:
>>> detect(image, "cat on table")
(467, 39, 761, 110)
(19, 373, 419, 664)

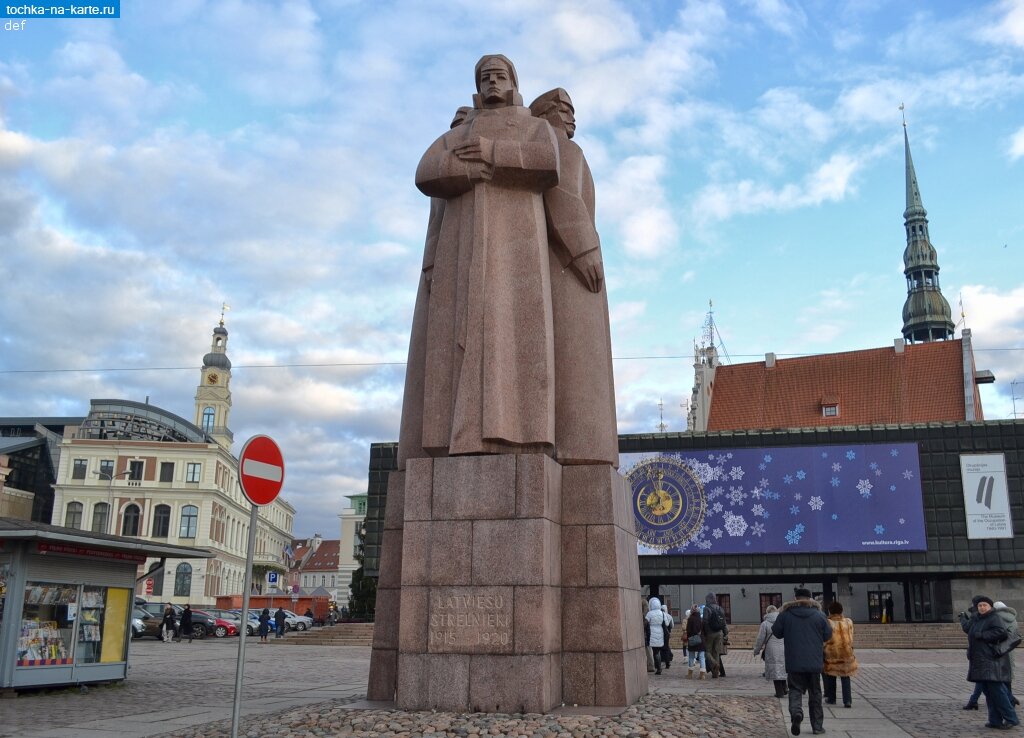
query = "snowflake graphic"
(696, 539, 713, 550)
(875, 469, 883, 477)
(789, 505, 800, 515)
(831, 513, 839, 520)
(708, 486, 724, 500)
(832, 462, 842, 472)
(751, 504, 766, 518)
(759, 478, 769, 488)
(890, 448, 900, 457)
(902, 470, 915, 480)
(857, 479, 873, 498)
(785, 528, 802, 545)
(726, 452, 734, 459)
(808, 496, 824, 511)
(769, 491, 782, 501)
(762, 510, 771, 519)
(750, 488, 763, 500)
(899, 517, 906, 525)
(758, 463, 766, 471)
(874, 524, 885, 535)
(846, 450, 857, 460)
(711, 502, 724, 514)
(751, 522, 766, 537)
(794, 523, 806, 534)
(830, 477, 841, 488)
(796, 470, 807, 480)
(869, 462, 879, 471)
(729, 466, 745, 480)
(712, 528, 723, 539)
(745, 540, 752, 547)
(783, 474, 794, 485)
(763, 454, 773, 463)
(793, 492, 803, 501)
(728, 487, 747, 506)
(821, 451, 829, 458)
(723, 513, 748, 537)
(889, 484, 897, 492)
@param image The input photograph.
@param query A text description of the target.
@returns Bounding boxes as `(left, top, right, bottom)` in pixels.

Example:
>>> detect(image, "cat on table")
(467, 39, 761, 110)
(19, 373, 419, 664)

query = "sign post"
(231, 435, 285, 738)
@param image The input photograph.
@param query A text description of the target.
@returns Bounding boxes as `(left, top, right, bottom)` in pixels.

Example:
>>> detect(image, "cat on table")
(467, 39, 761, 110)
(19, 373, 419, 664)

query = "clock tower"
(195, 315, 233, 449)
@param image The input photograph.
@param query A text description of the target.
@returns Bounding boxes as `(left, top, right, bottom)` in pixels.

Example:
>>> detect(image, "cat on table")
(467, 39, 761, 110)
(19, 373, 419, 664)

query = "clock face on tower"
(207, 373, 219, 385)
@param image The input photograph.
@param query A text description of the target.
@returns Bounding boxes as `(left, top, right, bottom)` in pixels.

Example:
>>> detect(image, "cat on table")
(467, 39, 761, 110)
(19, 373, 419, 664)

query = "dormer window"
(820, 396, 839, 418)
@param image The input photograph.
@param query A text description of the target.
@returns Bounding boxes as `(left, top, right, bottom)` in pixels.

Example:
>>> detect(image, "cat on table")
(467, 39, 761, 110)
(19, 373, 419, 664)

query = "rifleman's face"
(478, 64, 513, 104)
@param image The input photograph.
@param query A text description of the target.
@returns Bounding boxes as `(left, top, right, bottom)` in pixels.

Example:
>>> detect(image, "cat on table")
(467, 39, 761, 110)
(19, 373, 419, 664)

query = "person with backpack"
(702, 592, 728, 678)
(686, 605, 707, 679)
(645, 596, 667, 675)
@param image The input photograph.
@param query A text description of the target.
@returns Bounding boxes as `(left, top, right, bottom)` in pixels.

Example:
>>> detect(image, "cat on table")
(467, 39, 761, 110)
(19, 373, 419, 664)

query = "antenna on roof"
(657, 398, 668, 433)
(698, 300, 731, 364)
(955, 292, 968, 333)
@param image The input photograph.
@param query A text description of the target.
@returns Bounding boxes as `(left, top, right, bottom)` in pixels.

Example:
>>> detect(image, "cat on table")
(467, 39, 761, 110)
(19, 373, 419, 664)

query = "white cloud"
(976, 0, 1024, 48)
(691, 152, 863, 223)
(741, 0, 807, 36)
(1010, 126, 1024, 160)
(599, 155, 679, 258)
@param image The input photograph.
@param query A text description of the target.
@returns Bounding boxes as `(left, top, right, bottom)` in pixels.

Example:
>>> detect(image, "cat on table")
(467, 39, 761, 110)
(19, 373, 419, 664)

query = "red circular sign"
(238, 435, 285, 506)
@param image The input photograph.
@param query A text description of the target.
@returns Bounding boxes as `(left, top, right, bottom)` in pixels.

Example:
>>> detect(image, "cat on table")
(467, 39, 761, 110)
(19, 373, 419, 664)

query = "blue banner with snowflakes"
(621, 443, 926, 554)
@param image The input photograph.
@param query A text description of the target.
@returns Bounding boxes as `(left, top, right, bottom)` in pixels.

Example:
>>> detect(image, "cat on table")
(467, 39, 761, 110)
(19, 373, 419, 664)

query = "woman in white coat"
(646, 597, 667, 675)
(752, 604, 788, 698)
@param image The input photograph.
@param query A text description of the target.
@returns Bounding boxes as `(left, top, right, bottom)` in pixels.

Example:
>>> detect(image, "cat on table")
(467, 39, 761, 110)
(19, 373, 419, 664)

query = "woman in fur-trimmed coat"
(823, 600, 859, 707)
(753, 605, 788, 697)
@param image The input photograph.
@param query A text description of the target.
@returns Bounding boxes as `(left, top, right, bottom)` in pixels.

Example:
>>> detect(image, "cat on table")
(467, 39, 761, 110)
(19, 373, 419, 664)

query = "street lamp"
(93, 469, 131, 535)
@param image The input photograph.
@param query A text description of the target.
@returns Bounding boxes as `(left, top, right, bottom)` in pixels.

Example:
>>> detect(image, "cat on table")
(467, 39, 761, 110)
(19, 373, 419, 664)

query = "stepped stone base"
(367, 454, 646, 712)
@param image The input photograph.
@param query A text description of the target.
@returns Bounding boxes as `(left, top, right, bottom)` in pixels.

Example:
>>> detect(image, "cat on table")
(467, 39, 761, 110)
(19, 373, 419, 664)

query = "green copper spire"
(900, 115, 954, 344)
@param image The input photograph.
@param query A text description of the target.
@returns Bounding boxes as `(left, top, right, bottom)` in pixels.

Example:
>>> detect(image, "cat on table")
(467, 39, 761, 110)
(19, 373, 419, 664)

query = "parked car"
(132, 607, 165, 639)
(135, 602, 215, 638)
(192, 609, 238, 638)
(282, 610, 313, 631)
(202, 608, 245, 637)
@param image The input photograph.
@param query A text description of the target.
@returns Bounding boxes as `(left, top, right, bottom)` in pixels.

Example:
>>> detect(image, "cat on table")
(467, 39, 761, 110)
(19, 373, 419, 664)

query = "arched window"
(122, 504, 141, 536)
(202, 407, 215, 432)
(64, 502, 83, 529)
(91, 502, 110, 533)
(180, 505, 199, 538)
(152, 504, 171, 537)
(174, 562, 192, 596)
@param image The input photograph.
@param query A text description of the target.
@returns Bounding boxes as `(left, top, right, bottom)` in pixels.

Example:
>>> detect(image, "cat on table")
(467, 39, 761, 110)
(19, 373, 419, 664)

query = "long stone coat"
(403, 103, 560, 462)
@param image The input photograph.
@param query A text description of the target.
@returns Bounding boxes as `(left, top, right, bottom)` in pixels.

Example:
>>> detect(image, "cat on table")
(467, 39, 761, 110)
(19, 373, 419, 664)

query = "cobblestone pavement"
(0, 640, 1008, 738)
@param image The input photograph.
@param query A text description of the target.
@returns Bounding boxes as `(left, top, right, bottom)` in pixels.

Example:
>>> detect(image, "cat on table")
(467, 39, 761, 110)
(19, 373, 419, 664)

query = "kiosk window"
(18, 583, 77, 666)
(78, 586, 129, 664)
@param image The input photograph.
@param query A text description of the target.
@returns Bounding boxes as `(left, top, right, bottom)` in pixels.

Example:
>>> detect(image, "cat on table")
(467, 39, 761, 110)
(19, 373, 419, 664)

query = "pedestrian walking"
(179, 604, 194, 644)
(753, 604, 787, 698)
(660, 604, 674, 670)
(685, 605, 707, 679)
(966, 600, 1021, 711)
(642, 596, 655, 673)
(823, 600, 858, 707)
(645, 596, 667, 675)
(702, 592, 728, 678)
(960, 595, 1020, 730)
(883, 595, 895, 624)
(772, 587, 832, 736)
(258, 608, 271, 644)
(160, 603, 176, 644)
(274, 606, 287, 639)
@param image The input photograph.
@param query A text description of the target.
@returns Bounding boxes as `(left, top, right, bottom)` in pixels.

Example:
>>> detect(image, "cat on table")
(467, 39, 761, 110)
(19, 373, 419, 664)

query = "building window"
(202, 407, 215, 433)
(331, 576, 335, 587)
(99, 459, 114, 479)
(152, 504, 171, 537)
(716, 594, 732, 624)
(64, 502, 83, 528)
(128, 460, 144, 481)
(174, 563, 192, 597)
(122, 504, 141, 536)
(759, 592, 783, 620)
(822, 405, 839, 417)
(186, 463, 201, 483)
(92, 502, 110, 533)
(159, 462, 174, 483)
(72, 459, 87, 480)
(180, 505, 199, 538)
(322, 575, 326, 586)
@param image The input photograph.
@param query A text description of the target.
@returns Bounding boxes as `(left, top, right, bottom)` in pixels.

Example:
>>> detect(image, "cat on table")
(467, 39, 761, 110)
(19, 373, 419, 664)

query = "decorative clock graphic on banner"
(627, 455, 706, 550)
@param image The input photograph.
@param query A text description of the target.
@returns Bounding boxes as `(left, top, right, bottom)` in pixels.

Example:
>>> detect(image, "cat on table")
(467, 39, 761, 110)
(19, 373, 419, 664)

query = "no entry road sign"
(238, 435, 285, 506)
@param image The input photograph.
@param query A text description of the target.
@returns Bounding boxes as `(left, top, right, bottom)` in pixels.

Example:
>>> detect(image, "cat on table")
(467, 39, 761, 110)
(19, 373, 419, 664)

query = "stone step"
(268, 623, 376, 647)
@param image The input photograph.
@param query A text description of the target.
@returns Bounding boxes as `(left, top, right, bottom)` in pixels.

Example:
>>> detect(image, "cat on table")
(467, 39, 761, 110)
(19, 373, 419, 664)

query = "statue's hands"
(454, 137, 495, 181)
(570, 250, 604, 293)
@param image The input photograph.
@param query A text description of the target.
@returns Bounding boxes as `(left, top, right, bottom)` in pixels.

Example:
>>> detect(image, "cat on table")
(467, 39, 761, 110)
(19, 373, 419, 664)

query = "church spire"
(900, 113, 954, 344)
(194, 311, 234, 449)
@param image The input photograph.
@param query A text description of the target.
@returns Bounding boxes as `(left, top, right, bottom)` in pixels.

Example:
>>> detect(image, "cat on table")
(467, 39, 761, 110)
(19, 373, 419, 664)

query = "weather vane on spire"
(220, 302, 231, 327)
(899, 102, 906, 127)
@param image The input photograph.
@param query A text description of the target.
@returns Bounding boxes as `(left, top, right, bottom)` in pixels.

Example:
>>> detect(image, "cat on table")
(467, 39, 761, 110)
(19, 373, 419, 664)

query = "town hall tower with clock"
(194, 315, 233, 450)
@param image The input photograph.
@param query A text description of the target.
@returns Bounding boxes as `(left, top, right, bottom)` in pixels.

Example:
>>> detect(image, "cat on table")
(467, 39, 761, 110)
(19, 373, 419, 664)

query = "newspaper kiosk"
(0, 518, 213, 689)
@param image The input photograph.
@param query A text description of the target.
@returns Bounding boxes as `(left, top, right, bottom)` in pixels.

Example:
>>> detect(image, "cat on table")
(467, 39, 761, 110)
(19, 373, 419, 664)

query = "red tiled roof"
(706, 340, 982, 431)
(301, 540, 340, 571)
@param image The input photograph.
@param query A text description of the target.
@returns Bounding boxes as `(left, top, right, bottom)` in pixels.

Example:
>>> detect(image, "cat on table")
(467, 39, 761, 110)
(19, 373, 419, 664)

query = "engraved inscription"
(428, 591, 512, 653)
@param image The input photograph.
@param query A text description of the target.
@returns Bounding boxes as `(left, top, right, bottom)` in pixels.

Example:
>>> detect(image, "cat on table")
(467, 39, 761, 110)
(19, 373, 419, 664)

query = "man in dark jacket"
(772, 588, 832, 736)
(274, 607, 287, 639)
(702, 592, 729, 678)
(179, 605, 194, 644)
(960, 595, 1019, 730)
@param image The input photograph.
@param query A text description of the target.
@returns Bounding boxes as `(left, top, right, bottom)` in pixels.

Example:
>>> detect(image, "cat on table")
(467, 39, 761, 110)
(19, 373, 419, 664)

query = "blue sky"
(1, 0, 1022, 537)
